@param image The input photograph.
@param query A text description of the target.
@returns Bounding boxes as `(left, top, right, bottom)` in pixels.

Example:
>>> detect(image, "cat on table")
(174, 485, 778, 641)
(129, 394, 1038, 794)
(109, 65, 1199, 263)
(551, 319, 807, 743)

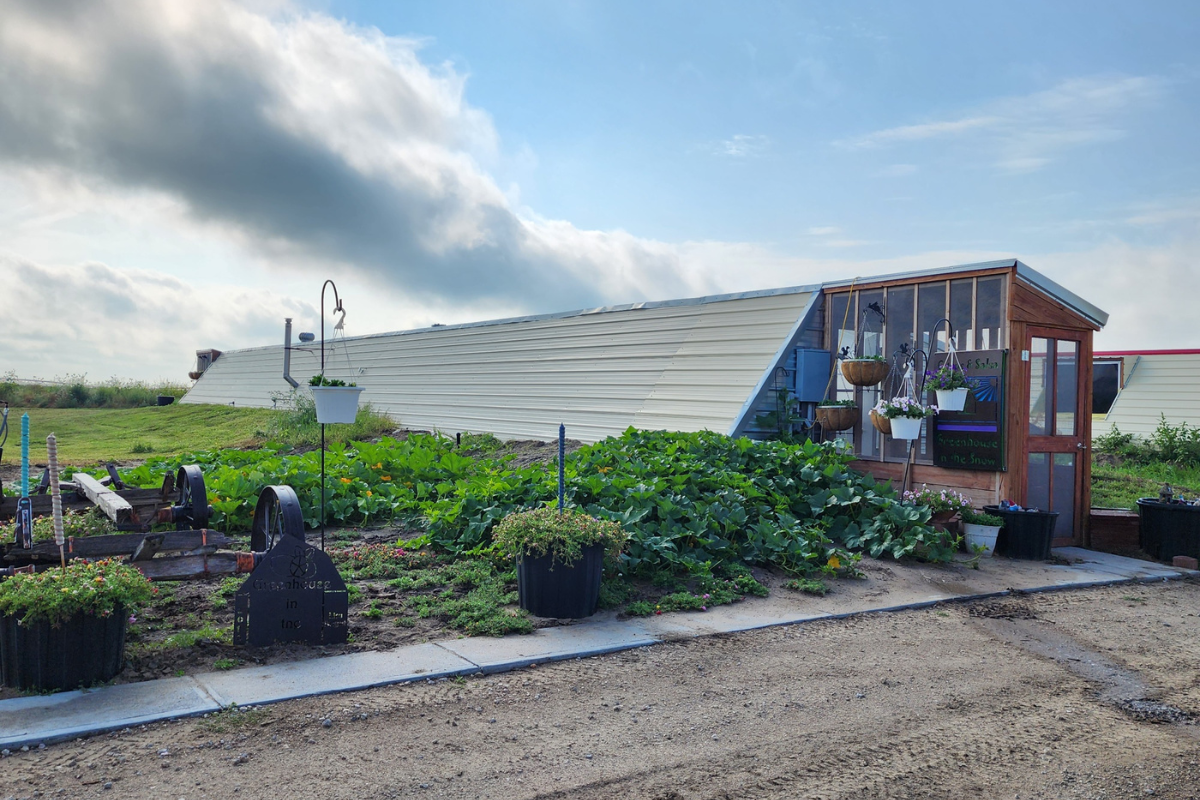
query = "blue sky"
(0, 0, 1197, 381)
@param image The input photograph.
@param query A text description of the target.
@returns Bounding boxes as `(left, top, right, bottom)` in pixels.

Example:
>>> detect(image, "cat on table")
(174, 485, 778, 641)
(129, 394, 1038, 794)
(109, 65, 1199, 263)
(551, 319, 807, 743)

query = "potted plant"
(815, 399, 858, 432)
(868, 407, 892, 435)
(840, 354, 890, 387)
(960, 508, 1003, 556)
(903, 485, 972, 532)
(873, 397, 937, 440)
(309, 374, 364, 424)
(983, 502, 1059, 560)
(493, 506, 627, 619)
(0, 558, 155, 691)
(926, 362, 971, 412)
(1136, 487, 1200, 561)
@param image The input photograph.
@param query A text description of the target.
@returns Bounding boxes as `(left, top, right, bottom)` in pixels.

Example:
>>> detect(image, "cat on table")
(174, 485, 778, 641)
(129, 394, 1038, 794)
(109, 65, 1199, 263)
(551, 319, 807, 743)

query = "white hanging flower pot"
(935, 387, 969, 412)
(889, 416, 924, 440)
(310, 386, 364, 424)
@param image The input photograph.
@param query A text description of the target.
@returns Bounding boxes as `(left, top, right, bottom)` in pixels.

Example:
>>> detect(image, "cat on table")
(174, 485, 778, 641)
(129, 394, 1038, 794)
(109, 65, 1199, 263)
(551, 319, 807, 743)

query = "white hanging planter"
(963, 523, 1000, 556)
(935, 387, 969, 412)
(889, 416, 924, 440)
(310, 386, 364, 424)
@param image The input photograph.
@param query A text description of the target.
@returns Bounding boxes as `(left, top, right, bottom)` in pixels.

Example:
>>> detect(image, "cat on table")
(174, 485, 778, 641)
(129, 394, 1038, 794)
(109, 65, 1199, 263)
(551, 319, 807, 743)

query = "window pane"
(1052, 453, 1076, 538)
(858, 289, 885, 358)
(858, 385, 881, 458)
(1093, 361, 1121, 414)
(884, 285, 915, 368)
(1027, 452, 1050, 512)
(1029, 337, 1050, 436)
(1055, 340, 1078, 436)
(917, 281, 947, 354)
(975, 276, 1004, 351)
(950, 279, 974, 351)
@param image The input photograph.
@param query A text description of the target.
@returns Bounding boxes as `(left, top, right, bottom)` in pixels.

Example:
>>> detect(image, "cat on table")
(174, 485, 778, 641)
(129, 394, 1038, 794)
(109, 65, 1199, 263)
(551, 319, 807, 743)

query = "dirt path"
(4, 580, 1200, 799)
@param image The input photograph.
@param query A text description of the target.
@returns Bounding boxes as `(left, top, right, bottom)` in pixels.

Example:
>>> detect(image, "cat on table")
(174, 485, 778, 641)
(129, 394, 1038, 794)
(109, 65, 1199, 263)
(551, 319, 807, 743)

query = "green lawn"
(1091, 459, 1200, 510)
(3, 405, 274, 465)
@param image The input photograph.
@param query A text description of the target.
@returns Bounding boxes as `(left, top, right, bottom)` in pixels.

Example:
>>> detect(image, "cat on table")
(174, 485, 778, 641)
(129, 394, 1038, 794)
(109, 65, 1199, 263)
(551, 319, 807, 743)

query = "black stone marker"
(233, 536, 348, 647)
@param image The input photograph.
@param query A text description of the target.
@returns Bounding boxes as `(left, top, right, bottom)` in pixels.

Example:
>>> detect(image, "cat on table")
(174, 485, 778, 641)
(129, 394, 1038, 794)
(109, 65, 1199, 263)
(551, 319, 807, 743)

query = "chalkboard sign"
(930, 349, 1007, 472)
(233, 537, 349, 647)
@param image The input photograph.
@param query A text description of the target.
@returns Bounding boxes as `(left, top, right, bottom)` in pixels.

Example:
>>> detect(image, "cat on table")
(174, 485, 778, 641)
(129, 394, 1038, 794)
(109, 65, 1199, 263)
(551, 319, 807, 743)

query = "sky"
(1, 0, 1198, 383)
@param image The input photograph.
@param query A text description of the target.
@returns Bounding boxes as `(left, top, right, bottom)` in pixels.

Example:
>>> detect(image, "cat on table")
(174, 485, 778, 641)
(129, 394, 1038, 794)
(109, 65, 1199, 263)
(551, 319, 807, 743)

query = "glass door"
(1026, 327, 1086, 545)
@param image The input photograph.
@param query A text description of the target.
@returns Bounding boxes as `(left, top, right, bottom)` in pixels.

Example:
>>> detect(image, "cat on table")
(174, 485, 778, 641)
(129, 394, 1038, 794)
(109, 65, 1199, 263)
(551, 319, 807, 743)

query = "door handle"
(1077, 442, 1087, 450)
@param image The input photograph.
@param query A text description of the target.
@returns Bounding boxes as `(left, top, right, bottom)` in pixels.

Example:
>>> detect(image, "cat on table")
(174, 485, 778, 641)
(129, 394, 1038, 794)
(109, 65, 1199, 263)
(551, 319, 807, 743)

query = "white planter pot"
(889, 416, 924, 440)
(310, 386, 364, 424)
(935, 387, 969, 412)
(963, 523, 1001, 556)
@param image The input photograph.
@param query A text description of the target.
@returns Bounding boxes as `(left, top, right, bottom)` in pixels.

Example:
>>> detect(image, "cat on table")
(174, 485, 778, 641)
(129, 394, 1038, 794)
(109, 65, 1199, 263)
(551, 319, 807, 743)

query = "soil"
(4, 579, 1200, 798)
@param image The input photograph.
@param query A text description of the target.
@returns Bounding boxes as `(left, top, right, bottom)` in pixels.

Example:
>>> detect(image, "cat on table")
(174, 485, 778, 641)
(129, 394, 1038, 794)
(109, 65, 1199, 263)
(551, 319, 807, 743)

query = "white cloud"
(711, 134, 770, 158)
(0, 0, 695, 312)
(837, 76, 1162, 173)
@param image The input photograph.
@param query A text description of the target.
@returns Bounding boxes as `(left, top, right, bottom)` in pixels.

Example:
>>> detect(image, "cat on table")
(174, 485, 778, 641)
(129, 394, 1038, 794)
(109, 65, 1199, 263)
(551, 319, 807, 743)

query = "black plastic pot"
(0, 608, 129, 692)
(983, 506, 1059, 560)
(1137, 499, 1200, 561)
(156, 395, 175, 406)
(516, 544, 604, 619)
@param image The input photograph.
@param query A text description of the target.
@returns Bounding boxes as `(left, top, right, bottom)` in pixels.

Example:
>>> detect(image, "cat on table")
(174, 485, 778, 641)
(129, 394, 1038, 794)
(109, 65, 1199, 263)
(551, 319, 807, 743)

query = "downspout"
(282, 318, 299, 389)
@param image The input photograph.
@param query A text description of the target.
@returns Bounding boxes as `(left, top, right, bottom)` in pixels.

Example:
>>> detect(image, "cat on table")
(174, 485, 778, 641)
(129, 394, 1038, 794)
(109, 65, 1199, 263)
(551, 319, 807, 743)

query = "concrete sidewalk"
(1, 547, 1193, 750)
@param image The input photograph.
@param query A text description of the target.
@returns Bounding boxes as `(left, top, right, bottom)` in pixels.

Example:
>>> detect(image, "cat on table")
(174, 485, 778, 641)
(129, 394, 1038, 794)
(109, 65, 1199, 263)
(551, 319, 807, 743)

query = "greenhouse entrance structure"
(183, 259, 1107, 547)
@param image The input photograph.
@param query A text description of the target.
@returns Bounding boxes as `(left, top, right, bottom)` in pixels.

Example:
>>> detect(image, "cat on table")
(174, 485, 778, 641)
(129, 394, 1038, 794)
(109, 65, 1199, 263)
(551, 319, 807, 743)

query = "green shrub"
(493, 506, 627, 566)
(0, 558, 155, 624)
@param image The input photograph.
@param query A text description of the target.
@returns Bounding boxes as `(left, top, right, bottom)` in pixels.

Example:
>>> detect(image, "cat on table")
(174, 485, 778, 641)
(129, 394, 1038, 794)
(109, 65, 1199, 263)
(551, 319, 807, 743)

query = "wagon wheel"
(174, 465, 210, 530)
(251, 485, 305, 552)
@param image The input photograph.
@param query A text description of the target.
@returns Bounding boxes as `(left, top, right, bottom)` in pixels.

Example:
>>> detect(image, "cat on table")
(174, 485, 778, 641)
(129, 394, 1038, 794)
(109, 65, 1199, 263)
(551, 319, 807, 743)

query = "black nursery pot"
(1137, 499, 1200, 561)
(516, 544, 604, 619)
(0, 608, 129, 692)
(983, 506, 1058, 560)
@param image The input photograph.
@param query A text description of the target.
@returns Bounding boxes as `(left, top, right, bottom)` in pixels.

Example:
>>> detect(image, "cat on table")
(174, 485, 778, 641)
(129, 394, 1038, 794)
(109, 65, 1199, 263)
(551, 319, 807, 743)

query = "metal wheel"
(174, 465, 210, 530)
(251, 485, 305, 552)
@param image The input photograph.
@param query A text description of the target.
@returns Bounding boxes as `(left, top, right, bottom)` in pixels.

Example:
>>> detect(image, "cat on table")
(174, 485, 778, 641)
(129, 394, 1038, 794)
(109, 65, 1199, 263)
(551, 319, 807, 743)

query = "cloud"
(837, 76, 1162, 172)
(710, 135, 770, 158)
(0, 253, 314, 381)
(0, 0, 697, 312)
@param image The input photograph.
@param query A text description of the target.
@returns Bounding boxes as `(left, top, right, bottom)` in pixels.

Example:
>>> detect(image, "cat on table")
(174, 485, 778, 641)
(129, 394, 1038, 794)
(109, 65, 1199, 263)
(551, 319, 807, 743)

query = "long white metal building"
(182, 285, 824, 443)
(1092, 349, 1200, 439)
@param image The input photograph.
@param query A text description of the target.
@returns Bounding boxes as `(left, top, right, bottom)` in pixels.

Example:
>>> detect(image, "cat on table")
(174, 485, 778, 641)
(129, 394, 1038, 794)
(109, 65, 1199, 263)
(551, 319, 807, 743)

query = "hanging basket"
(816, 404, 858, 432)
(869, 408, 892, 435)
(310, 386, 364, 424)
(935, 387, 969, 413)
(840, 359, 890, 387)
(889, 416, 924, 440)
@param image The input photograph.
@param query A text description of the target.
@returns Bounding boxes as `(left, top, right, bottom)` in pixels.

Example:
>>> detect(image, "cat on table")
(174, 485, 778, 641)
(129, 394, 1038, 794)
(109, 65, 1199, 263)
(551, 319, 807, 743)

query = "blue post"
(21, 413, 29, 498)
(558, 423, 565, 514)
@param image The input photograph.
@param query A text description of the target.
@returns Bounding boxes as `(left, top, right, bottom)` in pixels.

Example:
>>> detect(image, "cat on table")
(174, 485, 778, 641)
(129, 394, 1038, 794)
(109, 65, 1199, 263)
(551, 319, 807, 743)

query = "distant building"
(1092, 349, 1200, 439)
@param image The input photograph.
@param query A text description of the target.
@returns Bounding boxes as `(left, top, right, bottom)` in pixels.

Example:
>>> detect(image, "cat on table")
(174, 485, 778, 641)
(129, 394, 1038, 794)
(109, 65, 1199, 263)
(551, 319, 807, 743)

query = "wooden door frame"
(1021, 325, 1092, 545)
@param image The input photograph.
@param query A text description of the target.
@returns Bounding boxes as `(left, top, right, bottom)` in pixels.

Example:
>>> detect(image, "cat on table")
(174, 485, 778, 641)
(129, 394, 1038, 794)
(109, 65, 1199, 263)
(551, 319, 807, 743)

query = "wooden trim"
(1011, 280, 1101, 331)
(823, 266, 1013, 295)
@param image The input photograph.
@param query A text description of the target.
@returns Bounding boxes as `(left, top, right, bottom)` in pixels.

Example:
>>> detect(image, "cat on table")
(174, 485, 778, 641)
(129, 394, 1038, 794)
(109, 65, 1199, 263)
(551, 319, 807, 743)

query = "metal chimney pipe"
(282, 318, 299, 388)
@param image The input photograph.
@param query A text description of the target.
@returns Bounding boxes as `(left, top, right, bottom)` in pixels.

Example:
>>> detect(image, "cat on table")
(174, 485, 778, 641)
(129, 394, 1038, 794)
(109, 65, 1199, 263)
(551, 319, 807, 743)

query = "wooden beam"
(4, 530, 235, 563)
(73, 473, 137, 526)
(129, 533, 166, 562)
(129, 552, 253, 581)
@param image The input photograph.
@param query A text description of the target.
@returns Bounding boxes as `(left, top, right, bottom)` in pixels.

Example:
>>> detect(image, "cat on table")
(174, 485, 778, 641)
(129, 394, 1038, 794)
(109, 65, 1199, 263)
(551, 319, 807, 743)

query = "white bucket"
(936, 387, 969, 412)
(890, 416, 924, 440)
(963, 523, 1000, 556)
(310, 386, 364, 424)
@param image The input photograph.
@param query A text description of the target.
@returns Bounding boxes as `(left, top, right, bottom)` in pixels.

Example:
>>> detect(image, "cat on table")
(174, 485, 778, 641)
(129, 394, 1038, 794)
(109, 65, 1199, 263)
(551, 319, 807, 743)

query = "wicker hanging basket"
(869, 408, 892, 435)
(840, 359, 890, 387)
(816, 404, 858, 432)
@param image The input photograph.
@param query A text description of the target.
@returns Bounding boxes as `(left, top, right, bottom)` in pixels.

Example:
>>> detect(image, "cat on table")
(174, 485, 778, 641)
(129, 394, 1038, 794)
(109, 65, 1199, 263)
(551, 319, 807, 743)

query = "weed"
(451, 675, 466, 685)
(1122, 595, 1147, 603)
(784, 577, 829, 596)
(347, 584, 362, 604)
(393, 616, 416, 628)
(213, 658, 240, 670)
(362, 601, 385, 619)
(198, 704, 269, 733)
(131, 441, 154, 454)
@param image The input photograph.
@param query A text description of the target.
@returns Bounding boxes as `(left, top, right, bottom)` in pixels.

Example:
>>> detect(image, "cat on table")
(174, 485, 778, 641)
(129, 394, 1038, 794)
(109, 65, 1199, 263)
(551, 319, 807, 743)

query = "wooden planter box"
(1088, 508, 1140, 553)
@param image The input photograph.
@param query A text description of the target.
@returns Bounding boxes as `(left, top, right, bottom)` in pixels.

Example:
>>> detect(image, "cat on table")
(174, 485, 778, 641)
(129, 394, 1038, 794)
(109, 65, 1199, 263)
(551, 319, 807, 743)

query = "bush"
(0, 371, 187, 409)
(1094, 417, 1200, 468)
(0, 559, 156, 624)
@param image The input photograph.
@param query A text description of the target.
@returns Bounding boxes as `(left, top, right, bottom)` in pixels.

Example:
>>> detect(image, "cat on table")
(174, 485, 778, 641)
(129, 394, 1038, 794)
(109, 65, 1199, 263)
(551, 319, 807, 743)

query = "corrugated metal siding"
(1092, 353, 1200, 439)
(182, 290, 815, 443)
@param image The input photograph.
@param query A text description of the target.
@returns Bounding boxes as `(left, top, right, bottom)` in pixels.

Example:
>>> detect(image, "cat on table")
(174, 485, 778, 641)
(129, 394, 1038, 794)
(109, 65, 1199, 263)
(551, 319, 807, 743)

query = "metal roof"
(821, 258, 1108, 329)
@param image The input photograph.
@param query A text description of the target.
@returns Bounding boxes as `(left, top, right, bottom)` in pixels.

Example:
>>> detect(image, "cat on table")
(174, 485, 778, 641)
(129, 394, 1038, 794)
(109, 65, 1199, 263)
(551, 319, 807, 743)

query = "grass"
(6, 405, 274, 465)
(3, 400, 395, 467)
(1091, 459, 1200, 509)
